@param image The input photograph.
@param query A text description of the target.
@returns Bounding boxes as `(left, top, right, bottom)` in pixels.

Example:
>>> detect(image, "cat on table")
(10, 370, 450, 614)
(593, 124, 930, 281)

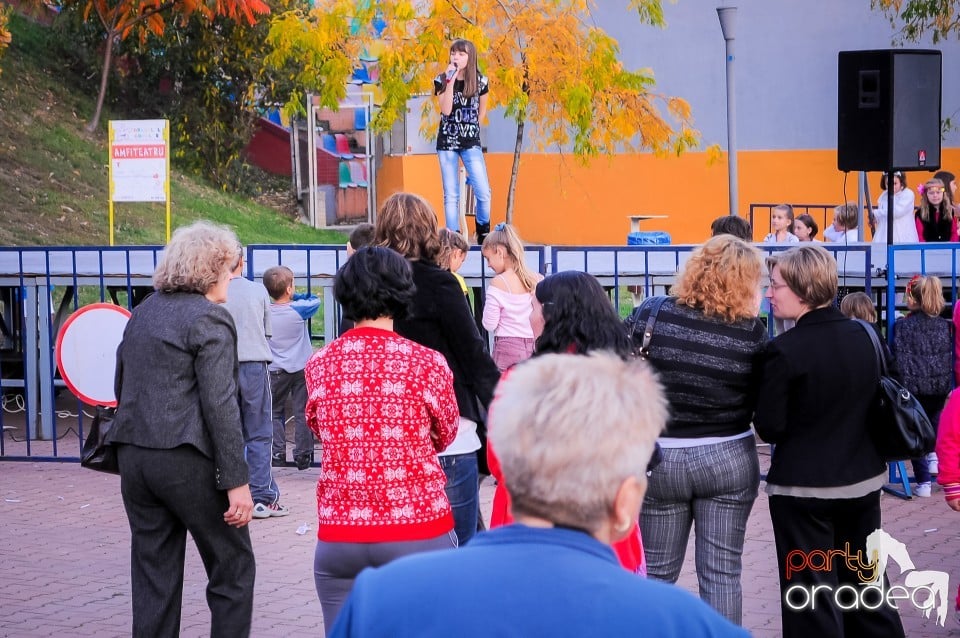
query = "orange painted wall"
(377, 149, 960, 245)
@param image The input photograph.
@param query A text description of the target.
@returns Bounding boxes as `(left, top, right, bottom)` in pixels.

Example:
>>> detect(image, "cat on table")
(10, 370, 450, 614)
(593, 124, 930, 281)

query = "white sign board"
(109, 119, 169, 203)
(55, 303, 131, 407)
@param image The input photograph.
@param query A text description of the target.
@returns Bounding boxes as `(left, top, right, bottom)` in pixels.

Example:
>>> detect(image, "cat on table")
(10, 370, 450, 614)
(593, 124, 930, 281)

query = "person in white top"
(763, 204, 800, 244)
(481, 223, 543, 371)
(872, 171, 918, 244)
(823, 203, 859, 243)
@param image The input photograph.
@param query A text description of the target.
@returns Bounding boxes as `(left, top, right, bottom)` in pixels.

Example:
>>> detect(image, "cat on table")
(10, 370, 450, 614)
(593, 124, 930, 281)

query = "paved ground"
(2, 446, 960, 637)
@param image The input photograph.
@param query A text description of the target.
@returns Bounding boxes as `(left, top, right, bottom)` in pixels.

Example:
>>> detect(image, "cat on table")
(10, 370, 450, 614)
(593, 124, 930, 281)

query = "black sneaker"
(475, 222, 490, 246)
(271, 454, 286, 468)
(295, 454, 313, 471)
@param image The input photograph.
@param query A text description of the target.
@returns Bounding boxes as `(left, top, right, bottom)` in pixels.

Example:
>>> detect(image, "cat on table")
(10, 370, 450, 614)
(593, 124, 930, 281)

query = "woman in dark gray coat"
(109, 221, 255, 638)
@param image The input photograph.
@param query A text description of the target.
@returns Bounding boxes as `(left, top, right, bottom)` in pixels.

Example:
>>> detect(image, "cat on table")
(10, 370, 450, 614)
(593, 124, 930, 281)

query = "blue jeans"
(439, 452, 479, 545)
(438, 147, 491, 231)
(238, 362, 279, 505)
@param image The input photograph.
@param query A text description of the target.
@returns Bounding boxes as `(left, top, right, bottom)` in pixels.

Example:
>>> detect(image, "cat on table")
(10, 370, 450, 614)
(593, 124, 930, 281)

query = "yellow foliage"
(264, 0, 706, 217)
(705, 143, 723, 166)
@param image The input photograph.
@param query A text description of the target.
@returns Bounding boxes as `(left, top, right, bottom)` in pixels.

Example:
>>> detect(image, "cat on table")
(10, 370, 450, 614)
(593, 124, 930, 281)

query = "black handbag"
(80, 406, 119, 474)
(854, 319, 936, 462)
(625, 295, 668, 360)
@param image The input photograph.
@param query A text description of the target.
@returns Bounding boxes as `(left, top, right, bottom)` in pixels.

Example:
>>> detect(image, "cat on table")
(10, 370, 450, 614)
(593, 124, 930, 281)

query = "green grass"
(0, 14, 346, 247)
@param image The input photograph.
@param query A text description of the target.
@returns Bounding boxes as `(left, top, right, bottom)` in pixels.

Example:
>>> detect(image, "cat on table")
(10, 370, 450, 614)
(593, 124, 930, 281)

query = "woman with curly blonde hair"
(632, 234, 767, 626)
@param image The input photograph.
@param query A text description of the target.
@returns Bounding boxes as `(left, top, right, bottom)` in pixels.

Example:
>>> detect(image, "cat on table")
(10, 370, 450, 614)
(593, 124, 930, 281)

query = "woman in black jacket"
(756, 244, 904, 638)
(374, 192, 501, 545)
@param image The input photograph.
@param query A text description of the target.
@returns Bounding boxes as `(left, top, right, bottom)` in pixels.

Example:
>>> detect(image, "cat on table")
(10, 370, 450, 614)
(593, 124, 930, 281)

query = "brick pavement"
(2, 447, 960, 637)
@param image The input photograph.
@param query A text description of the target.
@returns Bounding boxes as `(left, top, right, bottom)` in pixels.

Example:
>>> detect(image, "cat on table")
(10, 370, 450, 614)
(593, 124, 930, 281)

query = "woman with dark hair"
(529, 270, 634, 357)
(793, 214, 819, 242)
(488, 270, 649, 573)
(636, 234, 768, 625)
(374, 192, 501, 546)
(304, 246, 460, 635)
(873, 171, 917, 243)
(757, 244, 905, 637)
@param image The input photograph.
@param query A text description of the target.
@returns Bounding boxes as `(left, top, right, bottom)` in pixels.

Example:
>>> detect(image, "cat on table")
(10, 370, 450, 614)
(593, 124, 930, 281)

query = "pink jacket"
(936, 391, 960, 502)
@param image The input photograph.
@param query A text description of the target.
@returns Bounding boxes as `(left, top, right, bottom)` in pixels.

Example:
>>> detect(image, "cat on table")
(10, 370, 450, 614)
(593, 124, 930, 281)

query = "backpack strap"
(854, 318, 888, 377)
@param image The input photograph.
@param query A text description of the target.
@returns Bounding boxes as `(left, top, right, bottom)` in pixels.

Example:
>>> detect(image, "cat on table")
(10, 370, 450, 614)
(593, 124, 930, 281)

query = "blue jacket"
(330, 524, 749, 638)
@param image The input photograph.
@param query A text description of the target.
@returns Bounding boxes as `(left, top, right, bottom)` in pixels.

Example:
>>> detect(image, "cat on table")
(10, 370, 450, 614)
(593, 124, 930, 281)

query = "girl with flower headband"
(915, 178, 958, 242)
(892, 274, 953, 497)
(872, 171, 918, 244)
(481, 223, 542, 371)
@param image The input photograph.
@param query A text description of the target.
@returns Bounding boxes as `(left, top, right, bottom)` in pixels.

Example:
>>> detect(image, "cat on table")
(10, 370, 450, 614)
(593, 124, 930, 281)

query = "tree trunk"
(506, 111, 525, 224)
(87, 31, 116, 133)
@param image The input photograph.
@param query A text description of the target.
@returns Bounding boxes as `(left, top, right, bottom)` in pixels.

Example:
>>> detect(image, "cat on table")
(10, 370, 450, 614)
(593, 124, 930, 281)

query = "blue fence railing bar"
(0, 241, 949, 462)
(884, 242, 960, 340)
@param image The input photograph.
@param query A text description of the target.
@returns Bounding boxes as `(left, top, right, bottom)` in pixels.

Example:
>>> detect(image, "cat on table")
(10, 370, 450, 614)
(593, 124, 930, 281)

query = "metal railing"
(1, 241, 950, 462)
(749, 203, 839, 238)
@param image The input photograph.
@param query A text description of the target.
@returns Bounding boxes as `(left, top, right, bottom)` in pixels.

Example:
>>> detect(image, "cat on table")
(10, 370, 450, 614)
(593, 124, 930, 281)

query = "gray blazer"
(109, 291, 249, 490)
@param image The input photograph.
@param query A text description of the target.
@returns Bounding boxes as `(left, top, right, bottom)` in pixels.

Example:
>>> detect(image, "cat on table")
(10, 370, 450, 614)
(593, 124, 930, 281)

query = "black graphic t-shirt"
(434, 73, 489, 151)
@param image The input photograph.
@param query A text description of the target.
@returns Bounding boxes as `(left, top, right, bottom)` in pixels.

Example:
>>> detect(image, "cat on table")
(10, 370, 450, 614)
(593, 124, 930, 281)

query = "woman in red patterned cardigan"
(305, 246, 460, 636)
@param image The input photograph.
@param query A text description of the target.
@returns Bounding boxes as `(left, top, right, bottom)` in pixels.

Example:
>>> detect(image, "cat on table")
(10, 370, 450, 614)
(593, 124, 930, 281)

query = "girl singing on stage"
(435, 39, 491, 244)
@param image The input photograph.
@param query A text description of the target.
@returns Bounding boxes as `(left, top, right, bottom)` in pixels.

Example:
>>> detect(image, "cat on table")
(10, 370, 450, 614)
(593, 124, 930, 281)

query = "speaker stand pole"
(886, 171, 895, 246)
(884, 169, 896, 337)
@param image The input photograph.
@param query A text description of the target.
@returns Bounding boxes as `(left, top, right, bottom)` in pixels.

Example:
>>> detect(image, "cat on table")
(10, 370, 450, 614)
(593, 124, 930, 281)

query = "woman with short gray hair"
(110, 220, 255, 638)
(326, 354, 748, 637)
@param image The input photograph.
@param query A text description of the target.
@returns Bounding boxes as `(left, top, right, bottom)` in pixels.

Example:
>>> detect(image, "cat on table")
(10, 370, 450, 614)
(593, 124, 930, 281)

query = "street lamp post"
(717, 7, 738, 217)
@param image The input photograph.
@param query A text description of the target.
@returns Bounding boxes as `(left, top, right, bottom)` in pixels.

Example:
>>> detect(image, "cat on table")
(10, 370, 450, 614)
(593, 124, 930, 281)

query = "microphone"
(444, 64, 458, 83)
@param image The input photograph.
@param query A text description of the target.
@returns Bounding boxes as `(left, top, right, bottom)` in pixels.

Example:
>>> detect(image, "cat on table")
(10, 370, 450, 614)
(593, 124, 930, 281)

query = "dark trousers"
(270, 368, 315, 459)
(118, 444, 256, 638)
(769, 492, 905, 638)
(314, 531, 457, 636)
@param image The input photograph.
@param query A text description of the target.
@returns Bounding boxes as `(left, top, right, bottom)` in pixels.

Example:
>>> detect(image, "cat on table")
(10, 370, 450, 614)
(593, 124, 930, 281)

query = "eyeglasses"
(767, 281, 790, 291)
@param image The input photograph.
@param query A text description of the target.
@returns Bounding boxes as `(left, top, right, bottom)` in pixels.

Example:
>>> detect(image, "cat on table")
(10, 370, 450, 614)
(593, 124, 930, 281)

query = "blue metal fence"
(0, 241, 944, 462)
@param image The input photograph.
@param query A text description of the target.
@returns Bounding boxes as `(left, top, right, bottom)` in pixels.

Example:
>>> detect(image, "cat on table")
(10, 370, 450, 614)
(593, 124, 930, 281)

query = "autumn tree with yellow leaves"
(873, 0, 960, 42)
(266, 0, 705, 222)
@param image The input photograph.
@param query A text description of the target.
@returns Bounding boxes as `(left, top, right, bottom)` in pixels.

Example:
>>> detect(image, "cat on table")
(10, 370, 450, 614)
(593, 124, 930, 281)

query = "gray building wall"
(476, 1, 960, 154)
